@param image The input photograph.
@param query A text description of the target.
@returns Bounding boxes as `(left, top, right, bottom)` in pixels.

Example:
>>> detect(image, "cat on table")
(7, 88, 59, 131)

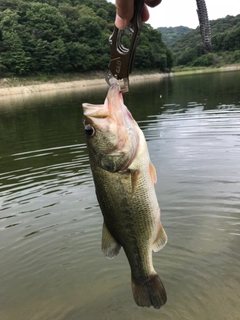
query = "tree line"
(0, 0, 239, 76)
(169, 14, 240, 67)
(0, 0, 173, 76)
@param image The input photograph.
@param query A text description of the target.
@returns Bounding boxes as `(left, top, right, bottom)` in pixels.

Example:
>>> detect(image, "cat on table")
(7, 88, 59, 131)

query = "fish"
(82, 83, 167, 309)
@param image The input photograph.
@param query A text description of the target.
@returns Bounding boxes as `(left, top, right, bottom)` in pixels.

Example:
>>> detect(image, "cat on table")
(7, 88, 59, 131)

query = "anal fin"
(152, 222, 168, 253)
(102, 222, 121, 259)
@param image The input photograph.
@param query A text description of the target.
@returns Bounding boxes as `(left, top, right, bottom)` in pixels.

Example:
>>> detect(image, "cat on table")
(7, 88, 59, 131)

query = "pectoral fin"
(130, 169, 140, 194)
(102, 222, 121, 259)
(152, 222, 168, 252)
(149, 162, 157, 184)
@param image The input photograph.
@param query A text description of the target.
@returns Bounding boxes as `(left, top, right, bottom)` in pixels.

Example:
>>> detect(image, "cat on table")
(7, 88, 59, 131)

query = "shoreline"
(173, 64, 240, 75)
(0, 65, 239, 100)
(0, 73, 168, 100)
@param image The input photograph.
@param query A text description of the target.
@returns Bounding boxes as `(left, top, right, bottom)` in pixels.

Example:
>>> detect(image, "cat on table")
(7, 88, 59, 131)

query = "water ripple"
(1, 73, 240, 320)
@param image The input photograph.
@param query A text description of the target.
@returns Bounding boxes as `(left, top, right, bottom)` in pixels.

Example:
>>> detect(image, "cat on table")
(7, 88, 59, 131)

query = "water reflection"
(0, 71, 240, 320)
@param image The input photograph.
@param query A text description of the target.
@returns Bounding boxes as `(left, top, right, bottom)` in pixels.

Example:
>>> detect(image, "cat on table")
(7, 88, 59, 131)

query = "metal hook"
(105, 0, 144, 92)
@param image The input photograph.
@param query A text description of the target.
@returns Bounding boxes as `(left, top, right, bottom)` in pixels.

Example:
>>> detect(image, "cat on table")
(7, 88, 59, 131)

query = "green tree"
(0, 31, 31, 74)
(0, 0, 174, 76)
(171, 13, 240, 67)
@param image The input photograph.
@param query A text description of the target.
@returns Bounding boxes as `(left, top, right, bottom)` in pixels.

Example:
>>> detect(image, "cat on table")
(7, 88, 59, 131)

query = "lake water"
(0, 70, 240, 320)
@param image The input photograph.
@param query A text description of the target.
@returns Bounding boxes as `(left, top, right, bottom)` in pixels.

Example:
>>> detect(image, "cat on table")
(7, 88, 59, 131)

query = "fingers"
(142, 4, 150, 23)
(115, 0, 162, 29)
(115, 0, 133, 30)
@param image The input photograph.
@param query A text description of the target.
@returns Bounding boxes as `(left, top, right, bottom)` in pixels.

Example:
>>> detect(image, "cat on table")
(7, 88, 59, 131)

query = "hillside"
(171, 14, 240, 67)
(157, 26, 192, 47)
(0, 0, 173, 77)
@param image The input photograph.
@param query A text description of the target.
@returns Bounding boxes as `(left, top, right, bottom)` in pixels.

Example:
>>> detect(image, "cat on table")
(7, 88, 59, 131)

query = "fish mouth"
(107, 82, 124, 107)
(107, 82, 122, 97)
(82, 83, 124, 126)
(82, 103, 109, 119)
(82, 82, 139, 172)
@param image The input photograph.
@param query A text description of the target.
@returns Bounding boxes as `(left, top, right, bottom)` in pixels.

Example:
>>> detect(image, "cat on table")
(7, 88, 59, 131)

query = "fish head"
(82, 83, 139, 172)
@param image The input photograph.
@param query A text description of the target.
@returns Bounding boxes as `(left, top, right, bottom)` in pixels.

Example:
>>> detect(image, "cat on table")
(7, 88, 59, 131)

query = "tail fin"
(131, 274, 167, 309)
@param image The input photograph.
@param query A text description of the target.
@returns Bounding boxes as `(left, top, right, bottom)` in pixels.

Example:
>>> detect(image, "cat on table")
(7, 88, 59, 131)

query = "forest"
(170, 14, 240, 68)
(0, 0, 239, 77)
(0, 0, 172, 76)
(157, 26, 192, 47)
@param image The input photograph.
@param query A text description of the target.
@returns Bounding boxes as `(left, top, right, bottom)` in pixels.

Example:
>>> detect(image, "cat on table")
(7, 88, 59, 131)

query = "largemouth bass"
(82, 83, 167, 309)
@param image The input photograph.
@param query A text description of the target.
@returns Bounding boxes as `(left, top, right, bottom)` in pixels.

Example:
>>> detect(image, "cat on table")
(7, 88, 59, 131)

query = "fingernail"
(115, 14, 128, 30)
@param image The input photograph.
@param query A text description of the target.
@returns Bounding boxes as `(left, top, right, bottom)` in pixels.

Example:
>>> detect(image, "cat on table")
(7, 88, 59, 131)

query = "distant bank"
(173, 64, 240, 75)
(0, 65, 239, 99)
(0, 73, 169, 99)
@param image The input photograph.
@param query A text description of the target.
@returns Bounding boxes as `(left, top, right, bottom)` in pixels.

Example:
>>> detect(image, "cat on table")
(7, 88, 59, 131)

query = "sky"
(108, 0, 240, 29)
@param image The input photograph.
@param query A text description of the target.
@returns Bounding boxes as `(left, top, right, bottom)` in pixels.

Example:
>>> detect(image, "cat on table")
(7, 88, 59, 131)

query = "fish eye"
(85, 124, 95, 137)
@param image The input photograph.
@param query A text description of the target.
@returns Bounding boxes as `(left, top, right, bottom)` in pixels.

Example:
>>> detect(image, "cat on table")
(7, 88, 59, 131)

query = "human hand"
(115, 0, 162, 29)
